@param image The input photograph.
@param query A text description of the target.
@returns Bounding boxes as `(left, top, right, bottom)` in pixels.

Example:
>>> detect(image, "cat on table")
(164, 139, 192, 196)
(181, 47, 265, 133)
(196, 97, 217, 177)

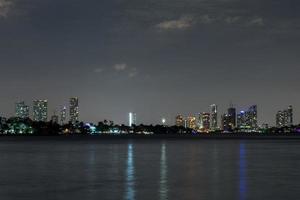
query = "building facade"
(175, 115, 185, 127)
(15, 101, 29, 119)
(199, 112, 210, 131)
(210, 104, 218, 130)
(70, 98, 79, 124)
(227, 107, 236, 129)
(129, 112, 137, 127)
(60, 106, 67, 124)
(276, 106, 293, 128)
(237, 105, 258, 131)
(186, 116, 197, 130)
(33, 100, 48, 122)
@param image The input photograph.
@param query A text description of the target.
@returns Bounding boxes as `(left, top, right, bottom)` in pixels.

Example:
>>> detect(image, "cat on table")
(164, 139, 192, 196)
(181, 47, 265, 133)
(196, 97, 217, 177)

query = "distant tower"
(129, 112, 137, 127)
(276, 111, 284, 128)
(186, 116, 197, 130)
(15, 101, 29, 119)
(70, 97, 79, 124)
(237, 111, 246, 129)
(60, 106, 67, 124)
(228, 107, 236, 129)
(221, 114, 232, 132)
(288, 105, 293, 126)
(248, 105, 258, 130)
(276, 106, 293, 128)
(175, 115, 185, 127)
(238, 105, 258, 131)
(51, 111, 59, 124)
(200, 112, 210, 131)
(210, 104, 218, 130)
(33, 100, 48, 122)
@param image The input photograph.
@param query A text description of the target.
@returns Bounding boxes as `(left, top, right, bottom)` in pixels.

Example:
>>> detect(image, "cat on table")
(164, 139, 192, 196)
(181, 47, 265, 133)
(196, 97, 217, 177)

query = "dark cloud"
(0, 0, 299, 125)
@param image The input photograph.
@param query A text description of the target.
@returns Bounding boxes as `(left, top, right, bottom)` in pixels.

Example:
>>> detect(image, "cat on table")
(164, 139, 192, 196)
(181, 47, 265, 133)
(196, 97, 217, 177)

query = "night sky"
(0, 0, 300, 125)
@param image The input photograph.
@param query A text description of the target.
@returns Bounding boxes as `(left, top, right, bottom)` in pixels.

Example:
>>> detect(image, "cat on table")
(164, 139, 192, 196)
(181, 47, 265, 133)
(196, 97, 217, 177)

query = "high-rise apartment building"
(186, 116, 197, 130)
(70, 97, 79, 124)
(276, 106, 293, 128)
(199, 112, 210, 131)
(175, 115, 185, 127)
(210, 104, 218, 130)
(237, 105, 258, 131)
(60, 106, 67, 124)
(15, 101, 29, 119)
(33, 100, 48, 122)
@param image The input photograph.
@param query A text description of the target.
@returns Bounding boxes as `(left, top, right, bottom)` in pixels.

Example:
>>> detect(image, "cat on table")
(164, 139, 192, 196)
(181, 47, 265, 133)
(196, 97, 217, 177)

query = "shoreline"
(1, 134, 300, 140)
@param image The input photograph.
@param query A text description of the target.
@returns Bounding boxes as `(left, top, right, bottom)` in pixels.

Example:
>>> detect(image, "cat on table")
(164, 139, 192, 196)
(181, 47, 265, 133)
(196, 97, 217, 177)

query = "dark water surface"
(0, 139, 299, 200)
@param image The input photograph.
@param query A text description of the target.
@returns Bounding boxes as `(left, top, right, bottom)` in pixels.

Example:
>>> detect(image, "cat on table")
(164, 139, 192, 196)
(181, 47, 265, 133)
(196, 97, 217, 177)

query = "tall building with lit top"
(15, 101, 29, 119)
(237, 111, 247, 129)
(70, 98, 79, 124)
(175, 115, 185, 127)
(33, 100, 48, 122)
(60, 106, 67, 124)
(221, 114, 231, 132)
(237, 105, 258, 131)
(129, 112, 137, 127)
(210, 104, 218, 130)
(199, 112, 210, 131)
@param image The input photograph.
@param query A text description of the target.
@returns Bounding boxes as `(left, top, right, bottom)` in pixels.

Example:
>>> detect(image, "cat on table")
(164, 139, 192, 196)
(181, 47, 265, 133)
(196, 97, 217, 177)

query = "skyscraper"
(186, 116, 197, 130)
(129, 112, 137, 127)
(288, 105, 293, 126)
(248, 105, 258, 130)
(237, 105, 258, 131)
(276, 111, 285, 128)
(15, 101, 29, 119)
(237, 111, 247, 129)
(199, 112, 210, 131)
(175, 115, 185, 127)
(210, 104, 218, 130)
(33, 100, 48, 122)
(227, 107, 236, 129)
(70, 97, 79, 124)
(276, 106, 293, 128)
(60, 106, 67, 124)
(221, 114, 231, 132)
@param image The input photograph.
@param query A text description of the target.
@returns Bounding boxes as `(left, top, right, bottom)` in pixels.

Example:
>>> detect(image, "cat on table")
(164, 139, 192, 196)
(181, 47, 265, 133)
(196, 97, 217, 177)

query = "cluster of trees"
(0, 117, 194, 136)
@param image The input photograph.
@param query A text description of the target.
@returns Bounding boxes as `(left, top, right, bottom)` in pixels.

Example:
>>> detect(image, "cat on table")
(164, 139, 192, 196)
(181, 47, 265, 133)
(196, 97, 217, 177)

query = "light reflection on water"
(159, 143, 168, 200)
(239, 143, 247, 200)
(125, 144, 135, 200)
(0, 140, 299, 200)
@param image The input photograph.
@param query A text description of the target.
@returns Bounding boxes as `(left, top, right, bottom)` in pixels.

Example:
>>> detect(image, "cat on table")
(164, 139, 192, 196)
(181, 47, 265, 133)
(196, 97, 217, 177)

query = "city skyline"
(0, 0, 300, 125)
(0, 1, 299, 200)
(0, 97, 298, 127)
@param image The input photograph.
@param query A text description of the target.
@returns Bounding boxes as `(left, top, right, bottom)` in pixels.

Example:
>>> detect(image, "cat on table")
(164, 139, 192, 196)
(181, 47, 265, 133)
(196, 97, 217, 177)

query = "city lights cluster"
(0, 99, 299, 135)
(175, 104, 295, 134)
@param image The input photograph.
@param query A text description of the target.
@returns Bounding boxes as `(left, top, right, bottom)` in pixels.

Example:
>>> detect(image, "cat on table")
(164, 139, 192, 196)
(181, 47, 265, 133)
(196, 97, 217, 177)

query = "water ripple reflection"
(239, 143, 247, 200)
(125, 144, 135, 200)
(159, 143, 168, 200)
